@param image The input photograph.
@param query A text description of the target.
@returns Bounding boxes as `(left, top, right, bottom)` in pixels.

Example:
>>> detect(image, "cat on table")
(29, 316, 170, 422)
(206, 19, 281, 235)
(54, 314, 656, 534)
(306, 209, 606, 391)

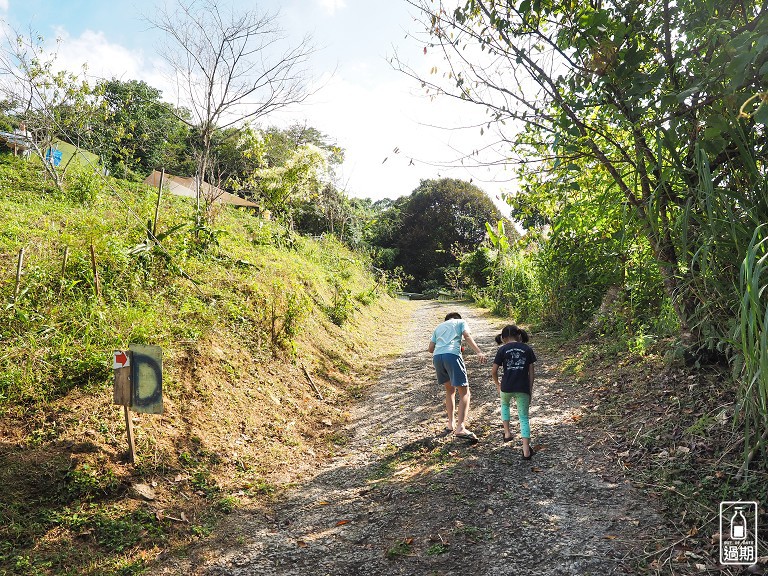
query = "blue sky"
(1, 0, 512, 209)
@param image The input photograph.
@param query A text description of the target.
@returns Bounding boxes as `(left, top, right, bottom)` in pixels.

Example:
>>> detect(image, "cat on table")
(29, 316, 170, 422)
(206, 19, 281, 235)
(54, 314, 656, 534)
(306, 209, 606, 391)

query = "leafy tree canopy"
(394, 178, 501, 290)
(93, 79, 192, 179)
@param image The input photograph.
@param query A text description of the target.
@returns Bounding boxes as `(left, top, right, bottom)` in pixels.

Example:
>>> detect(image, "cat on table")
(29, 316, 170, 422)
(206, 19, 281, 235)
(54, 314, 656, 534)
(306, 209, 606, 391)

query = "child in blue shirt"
(429, 312, 487, 441)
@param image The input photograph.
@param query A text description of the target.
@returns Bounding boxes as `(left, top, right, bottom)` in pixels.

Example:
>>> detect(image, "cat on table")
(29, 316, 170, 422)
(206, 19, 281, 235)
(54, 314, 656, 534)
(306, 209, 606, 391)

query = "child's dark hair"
(498, 324, 529, 343)
(495, 334, 503, 345)
(445, 312, 462, 321)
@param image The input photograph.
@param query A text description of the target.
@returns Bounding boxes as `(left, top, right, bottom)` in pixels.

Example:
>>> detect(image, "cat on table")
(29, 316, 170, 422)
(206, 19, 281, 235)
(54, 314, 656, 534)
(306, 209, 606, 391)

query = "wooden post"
(114, 350, 135, 464)
(123, 406, 136, 464)
(152, 168, 164, 238)
(60, 246, 69, 280)
(301, 363, 324, 400)
(13, 248, 24, 302)
(89, 243, 101, 298)
(195, 172, 201, 238)
(113, 355, 132, 405)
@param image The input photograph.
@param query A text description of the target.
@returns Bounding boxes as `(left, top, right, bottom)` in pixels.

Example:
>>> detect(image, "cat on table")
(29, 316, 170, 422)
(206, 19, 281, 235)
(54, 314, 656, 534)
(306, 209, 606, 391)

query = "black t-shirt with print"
(493, 342, 537, 394)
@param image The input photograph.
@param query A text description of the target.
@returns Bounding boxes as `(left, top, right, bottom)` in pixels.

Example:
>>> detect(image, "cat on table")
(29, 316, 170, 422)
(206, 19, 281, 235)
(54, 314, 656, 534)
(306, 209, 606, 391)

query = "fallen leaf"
(531, 467, 543, 472)
(297, 540, 308, 548)
(336, 520, 350, 526)
(318, 501, 329, 505)
(604, 535, 617, 540)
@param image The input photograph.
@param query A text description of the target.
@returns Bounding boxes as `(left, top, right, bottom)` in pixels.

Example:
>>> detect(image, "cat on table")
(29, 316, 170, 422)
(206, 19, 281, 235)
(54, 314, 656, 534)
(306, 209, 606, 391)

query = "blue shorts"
(433, 353, 468, 387)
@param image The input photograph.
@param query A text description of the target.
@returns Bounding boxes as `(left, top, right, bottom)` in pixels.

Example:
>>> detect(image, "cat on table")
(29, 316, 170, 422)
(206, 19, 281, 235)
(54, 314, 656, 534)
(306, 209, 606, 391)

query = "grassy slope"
(0, 156, 415, 575)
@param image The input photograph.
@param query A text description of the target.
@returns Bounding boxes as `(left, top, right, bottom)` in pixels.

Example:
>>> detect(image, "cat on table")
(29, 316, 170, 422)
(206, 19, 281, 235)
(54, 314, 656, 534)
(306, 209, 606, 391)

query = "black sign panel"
(129, 344, 163, 414)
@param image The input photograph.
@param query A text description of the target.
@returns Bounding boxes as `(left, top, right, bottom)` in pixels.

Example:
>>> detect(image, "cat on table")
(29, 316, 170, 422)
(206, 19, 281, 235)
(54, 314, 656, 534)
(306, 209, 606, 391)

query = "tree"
(400, 0, 768, 465)
(0, 26, 101, 189)
(398, 0, 768, 342)
(222, 122, 345, 227)
(394, 178, 501, 291)
(261, 123, 344, 171)
(93, 79, 192, 180)
(150, 0, 315, 220)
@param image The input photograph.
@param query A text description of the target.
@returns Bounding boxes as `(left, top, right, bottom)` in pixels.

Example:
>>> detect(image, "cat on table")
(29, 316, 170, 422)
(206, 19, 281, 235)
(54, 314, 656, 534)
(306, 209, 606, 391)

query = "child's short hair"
(444, 312, 462, 321)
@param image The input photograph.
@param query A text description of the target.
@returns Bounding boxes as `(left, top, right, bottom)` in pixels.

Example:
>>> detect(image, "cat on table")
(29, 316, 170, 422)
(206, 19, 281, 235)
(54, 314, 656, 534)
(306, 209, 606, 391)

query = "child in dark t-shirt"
(492, 325, 537, 459)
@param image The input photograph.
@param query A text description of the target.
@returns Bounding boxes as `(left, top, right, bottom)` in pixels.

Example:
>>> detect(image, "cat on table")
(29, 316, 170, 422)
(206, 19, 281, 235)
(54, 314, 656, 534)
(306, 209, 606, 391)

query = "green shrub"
(63, 164, 103, 205)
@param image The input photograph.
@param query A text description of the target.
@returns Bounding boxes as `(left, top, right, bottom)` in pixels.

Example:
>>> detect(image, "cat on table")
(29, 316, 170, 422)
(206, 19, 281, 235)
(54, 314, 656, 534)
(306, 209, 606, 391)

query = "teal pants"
(500, 392, 531, 438)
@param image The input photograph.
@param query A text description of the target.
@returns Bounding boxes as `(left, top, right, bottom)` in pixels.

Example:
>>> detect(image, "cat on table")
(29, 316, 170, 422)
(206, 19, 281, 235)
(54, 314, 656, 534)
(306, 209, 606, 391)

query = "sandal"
(503, 434, 513, 442)
(522, 446, 535, 460)
(455, 431, 479, 443)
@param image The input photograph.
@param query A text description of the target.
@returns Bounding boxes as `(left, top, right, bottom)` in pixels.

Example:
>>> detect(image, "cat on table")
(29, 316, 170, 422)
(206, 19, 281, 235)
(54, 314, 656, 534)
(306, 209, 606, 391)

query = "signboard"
(129, 344, 163, 415)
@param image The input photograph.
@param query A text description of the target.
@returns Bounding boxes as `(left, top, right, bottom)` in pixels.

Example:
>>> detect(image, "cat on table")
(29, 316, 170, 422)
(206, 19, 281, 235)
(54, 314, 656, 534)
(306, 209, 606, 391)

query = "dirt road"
(151, 301, 661, 575)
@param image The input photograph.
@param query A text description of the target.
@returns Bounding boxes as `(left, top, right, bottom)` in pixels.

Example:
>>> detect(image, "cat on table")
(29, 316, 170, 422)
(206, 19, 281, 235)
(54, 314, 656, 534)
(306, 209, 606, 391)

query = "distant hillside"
(0, 155, 412, 575)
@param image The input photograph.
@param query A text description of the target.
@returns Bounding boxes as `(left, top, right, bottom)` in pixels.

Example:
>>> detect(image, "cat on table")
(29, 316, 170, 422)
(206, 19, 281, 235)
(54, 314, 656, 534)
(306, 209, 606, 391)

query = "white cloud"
(316, 0, 346, 15)
(48, 27, 174, 99)
(0, 1, 8, 12)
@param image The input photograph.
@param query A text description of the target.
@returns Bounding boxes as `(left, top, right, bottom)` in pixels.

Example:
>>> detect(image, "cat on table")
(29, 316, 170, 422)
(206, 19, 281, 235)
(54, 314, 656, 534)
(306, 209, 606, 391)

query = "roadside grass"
(0, 156, 411, 575)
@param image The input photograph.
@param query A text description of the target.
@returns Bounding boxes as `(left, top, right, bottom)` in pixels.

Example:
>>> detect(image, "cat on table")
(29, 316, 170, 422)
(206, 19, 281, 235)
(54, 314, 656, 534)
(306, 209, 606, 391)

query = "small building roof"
(143, 170, 258, 208)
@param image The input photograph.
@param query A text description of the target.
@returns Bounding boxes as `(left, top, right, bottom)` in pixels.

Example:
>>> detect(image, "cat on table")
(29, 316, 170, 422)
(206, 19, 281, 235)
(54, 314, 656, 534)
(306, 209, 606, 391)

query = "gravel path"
(151, 301, 661, 575)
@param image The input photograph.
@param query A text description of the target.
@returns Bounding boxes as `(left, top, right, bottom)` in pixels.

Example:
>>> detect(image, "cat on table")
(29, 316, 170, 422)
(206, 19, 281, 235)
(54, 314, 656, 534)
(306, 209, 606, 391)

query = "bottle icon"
(730, 507, 747, 540)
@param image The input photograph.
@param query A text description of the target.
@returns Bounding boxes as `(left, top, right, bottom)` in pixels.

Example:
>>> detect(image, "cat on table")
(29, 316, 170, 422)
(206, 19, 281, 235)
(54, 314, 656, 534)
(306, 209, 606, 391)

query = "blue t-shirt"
(431, 319, 467, 356)
(493, 342, 537, 394)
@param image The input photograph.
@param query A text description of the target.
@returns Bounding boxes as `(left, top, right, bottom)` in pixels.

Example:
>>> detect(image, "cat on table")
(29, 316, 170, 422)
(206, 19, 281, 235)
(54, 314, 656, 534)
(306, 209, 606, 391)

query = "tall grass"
(738, 225, 768, 469)
(681, 132, 768, 473)
(488, 249, 543, 321)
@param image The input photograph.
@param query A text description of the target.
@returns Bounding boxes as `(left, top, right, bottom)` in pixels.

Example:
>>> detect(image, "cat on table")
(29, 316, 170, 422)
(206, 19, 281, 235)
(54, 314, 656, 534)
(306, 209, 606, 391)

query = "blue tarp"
(45, 148, 62, 166)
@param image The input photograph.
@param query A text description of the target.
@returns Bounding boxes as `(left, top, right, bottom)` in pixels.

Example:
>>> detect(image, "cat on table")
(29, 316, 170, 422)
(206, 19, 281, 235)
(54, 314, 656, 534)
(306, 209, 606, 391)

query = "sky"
(0, 0, 513, 211)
